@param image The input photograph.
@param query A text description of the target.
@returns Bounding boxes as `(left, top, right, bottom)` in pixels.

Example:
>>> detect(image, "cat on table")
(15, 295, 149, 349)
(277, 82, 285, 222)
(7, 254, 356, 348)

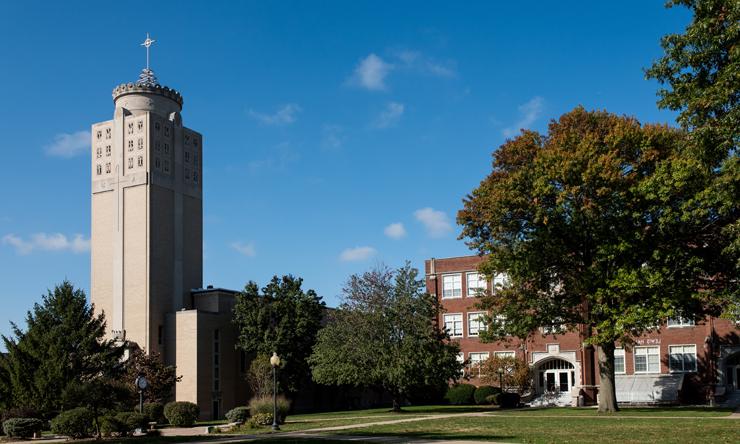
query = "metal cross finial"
(141, 33, 156, 70)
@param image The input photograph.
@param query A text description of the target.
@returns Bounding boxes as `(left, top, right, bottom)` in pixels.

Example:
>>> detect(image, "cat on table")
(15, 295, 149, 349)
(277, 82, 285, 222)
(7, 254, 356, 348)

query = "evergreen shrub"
(163, 401, 199, 427)
(142, 402, 165, 424)
(444, 383, 476, 405)
(51, 407, 95, 439)
(225, 406, 250, 423)
(2, 418, 44, 438)
(473, 385, 500, 405)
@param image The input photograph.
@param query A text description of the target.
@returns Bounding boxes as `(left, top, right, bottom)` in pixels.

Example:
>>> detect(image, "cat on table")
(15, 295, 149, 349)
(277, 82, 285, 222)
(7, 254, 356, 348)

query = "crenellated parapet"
(112, 82, 184, 108)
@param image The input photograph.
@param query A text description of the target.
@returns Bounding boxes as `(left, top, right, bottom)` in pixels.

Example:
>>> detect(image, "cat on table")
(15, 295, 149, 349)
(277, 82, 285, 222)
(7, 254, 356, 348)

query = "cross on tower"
(141, 33, 156, 70)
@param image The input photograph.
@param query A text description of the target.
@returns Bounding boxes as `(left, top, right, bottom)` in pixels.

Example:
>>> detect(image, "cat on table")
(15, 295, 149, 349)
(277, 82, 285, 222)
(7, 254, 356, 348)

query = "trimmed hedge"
(164, 401, 199, 427)
(2, 418, 44, 438)
(493, 392, 521, 408)
(142, 402, 165, 424)
(250, 412, 273, 426)
(444, 383, 476, 405)
(51, 407, 95, 439)
(99, 415, 126, 437)
(248, 396, 290, 424)
(225, 406, 250, 424)
(116, 412, 148, 432)
(473, 385, 501, 405)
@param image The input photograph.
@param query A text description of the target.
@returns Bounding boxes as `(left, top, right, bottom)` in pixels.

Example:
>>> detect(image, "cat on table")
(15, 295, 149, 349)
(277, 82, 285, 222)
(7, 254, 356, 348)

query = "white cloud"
(248, 104, 302, 126)
(414, 208, 453, 238)
(384, 223, 406, 239)
(2, 233, 90, 255)
(44, 131, 90, 157)
(374, 102, 405, 129)
(321, 124, 345, 151)
(231, 241, 256, 257)
(395, 50, 456, 78)
(502, 96, 545, 138)
(349, 54, 392, 91)
(339, 246, 377, 262)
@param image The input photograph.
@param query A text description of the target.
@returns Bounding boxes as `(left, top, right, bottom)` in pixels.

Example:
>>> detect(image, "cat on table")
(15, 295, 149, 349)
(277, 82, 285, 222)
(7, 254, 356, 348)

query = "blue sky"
(0, 1, 691, 341)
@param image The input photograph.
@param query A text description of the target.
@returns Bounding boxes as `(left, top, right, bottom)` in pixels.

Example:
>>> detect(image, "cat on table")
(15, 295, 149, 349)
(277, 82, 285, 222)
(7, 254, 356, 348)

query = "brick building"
(425, 255, 740, 406)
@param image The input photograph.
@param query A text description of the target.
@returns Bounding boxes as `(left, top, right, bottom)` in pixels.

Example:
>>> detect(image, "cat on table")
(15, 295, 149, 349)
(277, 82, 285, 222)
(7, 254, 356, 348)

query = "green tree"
(646, 0, 739, 319)
(123, 348, 182, 404)
(457, 107, 731, 412)
(309, 263, 462, 411)
(0, 281, 124, 415)
(233, 275, 325, 394)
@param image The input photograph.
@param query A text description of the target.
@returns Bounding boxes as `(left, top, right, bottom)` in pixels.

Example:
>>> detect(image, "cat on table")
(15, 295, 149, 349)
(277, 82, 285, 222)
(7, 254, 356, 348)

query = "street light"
(497, 367, 504, 392)
(270, 352, 281, 431)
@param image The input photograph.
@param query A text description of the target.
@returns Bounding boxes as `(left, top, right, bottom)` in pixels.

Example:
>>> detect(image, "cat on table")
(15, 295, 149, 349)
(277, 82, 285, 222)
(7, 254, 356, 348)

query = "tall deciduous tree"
(646, 0, 739, 319)
(309, 263, 462, 411)
(0, 281, 124, 415)
(123, 348, 182, 403)
(458, 107, 732, 412)
(233, 275, 325, 394)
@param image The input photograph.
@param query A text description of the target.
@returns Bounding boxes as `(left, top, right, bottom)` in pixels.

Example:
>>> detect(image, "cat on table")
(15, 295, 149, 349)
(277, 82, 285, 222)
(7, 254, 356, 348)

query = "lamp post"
(135, 374, 149, 417)
(270, 352, 281, 431)
(497, 367, 504, 392)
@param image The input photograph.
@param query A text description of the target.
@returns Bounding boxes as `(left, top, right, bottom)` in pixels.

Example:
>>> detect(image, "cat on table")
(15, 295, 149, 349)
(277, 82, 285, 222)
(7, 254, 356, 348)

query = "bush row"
(444, 384, 520, 408)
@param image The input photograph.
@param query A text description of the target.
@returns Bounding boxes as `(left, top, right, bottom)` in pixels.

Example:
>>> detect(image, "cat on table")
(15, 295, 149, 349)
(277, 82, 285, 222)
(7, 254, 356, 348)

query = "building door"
(537, 358, 575, 394)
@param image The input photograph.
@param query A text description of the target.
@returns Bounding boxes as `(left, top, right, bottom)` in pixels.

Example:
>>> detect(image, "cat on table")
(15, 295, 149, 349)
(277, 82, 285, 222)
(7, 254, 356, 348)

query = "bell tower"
(90, 35, 203, 354)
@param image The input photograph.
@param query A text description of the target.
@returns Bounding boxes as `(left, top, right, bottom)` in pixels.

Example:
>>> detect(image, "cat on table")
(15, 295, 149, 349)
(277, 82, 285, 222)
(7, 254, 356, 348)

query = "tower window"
(128, 158, 133, 169)
(128, 140, 134, 151)
(164, 160, 170, 173)
(105, 145, 111, 156)
(96, 147, 102, 158)
(185, 134, 190, 144)
(137, 138, 143, 150)
(105, 163, 111, 173)
(137, 156, 143, 167)
(96, 130, 102, 140)
(127, 122, 134, 134)
(164, 126, 169, 137)
(194, 138, 199, 147)
(105, 128, 111, 139)
(184, 168, 190, 180)
(137, 120, 143, 131)
(184, 151, 190, 162)
(155, 157, 161, 169)
(164, 143, 169, 154)
(155, 122, 160, 131)
(96, 164, 102, 175)
(194, 153, 199, 167)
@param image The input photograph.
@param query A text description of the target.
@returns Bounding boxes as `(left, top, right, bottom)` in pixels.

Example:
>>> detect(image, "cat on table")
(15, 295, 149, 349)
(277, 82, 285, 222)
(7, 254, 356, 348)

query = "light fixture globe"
(135, 375, 149, 391)
(270, 352, 280, 367)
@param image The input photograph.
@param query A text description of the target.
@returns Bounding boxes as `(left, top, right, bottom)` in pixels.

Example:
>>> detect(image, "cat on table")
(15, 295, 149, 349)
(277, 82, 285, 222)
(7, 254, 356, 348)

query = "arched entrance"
(536, 358, 576, 395)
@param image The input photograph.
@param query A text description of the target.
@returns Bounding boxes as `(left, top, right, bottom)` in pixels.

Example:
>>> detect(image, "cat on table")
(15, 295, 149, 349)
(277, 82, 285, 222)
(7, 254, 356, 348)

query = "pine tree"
(0, 281, 124, 414)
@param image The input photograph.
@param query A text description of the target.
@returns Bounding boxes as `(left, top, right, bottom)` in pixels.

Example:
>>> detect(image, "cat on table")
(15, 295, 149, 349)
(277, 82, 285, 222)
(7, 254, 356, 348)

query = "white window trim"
(614, 348, 626, 374)
(668, 344, 697, 373)
(443, 313, 464, 338)
(441, 273, 463, 299)
(467, 311, 486, 337)
(633, 346, 661, 374)
(667, 317, 695, 328)
(494, 351, 515, 359)
(466, 272, 486, 297)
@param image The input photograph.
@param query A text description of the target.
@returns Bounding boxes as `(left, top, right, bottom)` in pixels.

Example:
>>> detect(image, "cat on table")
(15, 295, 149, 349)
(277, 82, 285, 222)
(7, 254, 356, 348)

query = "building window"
(137, 138, 143, 150)
(155, 122, 160, 131)
(456, 352, 465, 376)
(164, 126, 169, 137)
(194, 137, 199, 147)
(96, 130, 102, 140)
(634, 346, 660, 373)
(184, 151, 190, 162)
(137, 120, 143, 132)
(164, 160, 170, 173)
(105, 145, 111, 156)
(105, 128, 111, 139)
(127, 122, 134, 134)
(96, 164, 102, 175)
(128, 158, 133, 169)
(96, 147, 102, 158)
(193, 171, 199, 183)
(492, 273, 509, 293)
(194, 153, 199, 167)
(667, 317, 695, 328)
(155, 157, 161, 169)
(669, 345, 697, 372)
(469, 352, 490, 376)
(105, 163, 111, 173)
(443, 313, 463, 337)
(155, 141, 160, 152)
(541, 320, 565, 335)
(467, 272, 486, 296)
(442, 274, 462, 298)
(615, 348, 626, 374)
(137, 156, 143, 167)
(164, 143, 169, 154)
(468, 312, 486, 337)
(128, 140, 134, 151)
(185, 134, 190, 144)
(184, 168, 190, 181)
(494, 351, 515, 359)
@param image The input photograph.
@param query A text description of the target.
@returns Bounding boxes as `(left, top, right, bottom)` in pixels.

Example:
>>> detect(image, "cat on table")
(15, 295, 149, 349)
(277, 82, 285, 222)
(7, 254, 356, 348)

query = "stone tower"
(90, 70, 203, 355)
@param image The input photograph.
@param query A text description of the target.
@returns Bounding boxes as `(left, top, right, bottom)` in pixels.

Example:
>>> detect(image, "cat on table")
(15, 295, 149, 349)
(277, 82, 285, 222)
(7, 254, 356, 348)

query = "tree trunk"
(391, 393, 403, 412)
(597, 342, 619, 413)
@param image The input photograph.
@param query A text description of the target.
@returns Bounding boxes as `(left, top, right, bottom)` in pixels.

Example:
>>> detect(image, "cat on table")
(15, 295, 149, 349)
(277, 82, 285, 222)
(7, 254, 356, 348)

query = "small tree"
(233, 275, 325, 394)
(246, 353, 274, 398)
(309, 263, 463, 411)
(479, 355, 532, 395)
(123, 348, 181, 404)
